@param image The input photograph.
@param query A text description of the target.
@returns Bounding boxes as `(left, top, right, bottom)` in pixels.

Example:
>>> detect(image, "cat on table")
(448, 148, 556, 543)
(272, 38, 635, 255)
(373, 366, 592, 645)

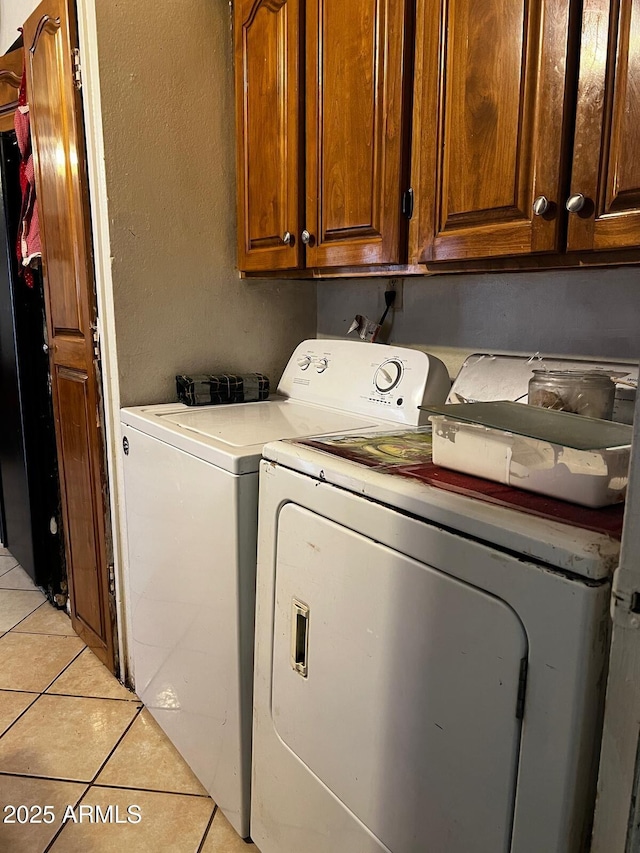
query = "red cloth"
(14, 66, 41, 288)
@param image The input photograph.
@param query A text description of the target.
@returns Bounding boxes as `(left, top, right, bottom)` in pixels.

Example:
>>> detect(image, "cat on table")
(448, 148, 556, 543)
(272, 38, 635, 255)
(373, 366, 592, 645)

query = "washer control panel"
(278, 340, 451, 426)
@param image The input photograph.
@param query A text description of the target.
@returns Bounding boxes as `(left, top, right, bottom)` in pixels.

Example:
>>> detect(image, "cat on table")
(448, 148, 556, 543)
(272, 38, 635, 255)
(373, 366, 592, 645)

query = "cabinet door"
(304, 0, 410, 268)
(235, 0, 302, 271)
(410, 0, 573, 263)
(567, 0, 640, 251)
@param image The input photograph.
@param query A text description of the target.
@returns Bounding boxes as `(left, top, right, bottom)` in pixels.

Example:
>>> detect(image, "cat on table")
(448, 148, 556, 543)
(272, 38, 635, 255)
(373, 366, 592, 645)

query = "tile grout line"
(87, 703, 145, 786)
(0, 594, 49, 633)
(0, 642, 140, 775)
(41, 783, 90, 853)
(0, 770, 93, 786)
(38, 646, 89, 694)
(0, 616, 50, 739)
(0, 769, 211, 800)
(2, 595, 136, 707)
(8, 599, 66, 632)
(0, 577, 38, 586)
(0, 562, 44, 594)
(0, 559, 20, 578)
(44, 688, 139, 703)
(40, 704, 144, 853)
(40, 776, 215, 853)
(0, 687, 137, 701)
(0, 691, 142, 745)
(0, 643, 88, 743)
(41, 644, 138, 700)
(86, 781, 212, 799)
(0, 693, 40, 740)
(0, 687, 41, 695)
(0, 563, 22, 589)
(196, 803, 218, 853)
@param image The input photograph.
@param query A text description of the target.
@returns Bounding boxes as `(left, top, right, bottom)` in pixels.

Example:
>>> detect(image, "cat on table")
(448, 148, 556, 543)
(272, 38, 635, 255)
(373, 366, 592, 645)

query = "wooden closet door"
(304, 0, 410, 268)
(567, 0, 640, 251)
(410, 0, 573, 263)
(235, 0, 302, 272)
(23, 0, 116, 671)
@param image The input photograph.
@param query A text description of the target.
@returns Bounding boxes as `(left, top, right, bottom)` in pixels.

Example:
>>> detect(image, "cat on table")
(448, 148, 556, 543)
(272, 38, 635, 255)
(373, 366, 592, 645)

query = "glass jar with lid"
(528, 370, 615, 419)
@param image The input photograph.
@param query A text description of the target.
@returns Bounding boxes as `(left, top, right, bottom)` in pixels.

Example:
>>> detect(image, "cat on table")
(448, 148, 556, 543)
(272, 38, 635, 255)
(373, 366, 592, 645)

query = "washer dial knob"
(297, 356, 312, 370)
(374, 359, 403, 393)
(315, 358, 329, 373)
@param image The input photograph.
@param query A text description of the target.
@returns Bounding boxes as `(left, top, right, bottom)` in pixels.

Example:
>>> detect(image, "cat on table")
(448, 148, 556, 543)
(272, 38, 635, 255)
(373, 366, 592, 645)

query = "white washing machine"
(251, 354, 632, 853)
(119, 339, 450, 838)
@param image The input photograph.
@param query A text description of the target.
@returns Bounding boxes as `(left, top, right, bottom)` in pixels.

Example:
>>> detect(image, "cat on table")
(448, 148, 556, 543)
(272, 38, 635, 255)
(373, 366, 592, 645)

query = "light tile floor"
(0, 550, 256, 852)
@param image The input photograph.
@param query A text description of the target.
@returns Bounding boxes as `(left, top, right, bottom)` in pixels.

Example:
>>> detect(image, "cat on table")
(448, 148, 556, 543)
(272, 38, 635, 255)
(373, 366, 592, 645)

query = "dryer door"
(272, 504, 527, 853)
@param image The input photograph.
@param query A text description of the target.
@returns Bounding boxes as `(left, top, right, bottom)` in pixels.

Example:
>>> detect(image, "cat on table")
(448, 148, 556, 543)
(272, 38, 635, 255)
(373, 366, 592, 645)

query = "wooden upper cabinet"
(304, 0, 409, 267)
(410, 0, 574, 264)
(567, 0, 640, 252)
(235, 0, 302, 271)
(235, 0, 640, 272)
(234, 0, 410, 272)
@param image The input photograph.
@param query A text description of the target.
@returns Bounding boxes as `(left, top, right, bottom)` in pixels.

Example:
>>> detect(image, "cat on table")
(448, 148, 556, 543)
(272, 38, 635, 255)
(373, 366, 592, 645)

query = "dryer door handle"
(291, 599, 309, 678)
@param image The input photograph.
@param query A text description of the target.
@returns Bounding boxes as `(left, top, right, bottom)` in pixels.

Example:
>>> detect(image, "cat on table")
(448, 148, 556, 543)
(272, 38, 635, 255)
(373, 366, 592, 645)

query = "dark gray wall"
(317, 267, 640, 360)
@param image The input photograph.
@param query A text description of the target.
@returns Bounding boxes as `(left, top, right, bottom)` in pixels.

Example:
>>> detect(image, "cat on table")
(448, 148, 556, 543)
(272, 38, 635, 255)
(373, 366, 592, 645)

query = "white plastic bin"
(430, 415, 630, 508)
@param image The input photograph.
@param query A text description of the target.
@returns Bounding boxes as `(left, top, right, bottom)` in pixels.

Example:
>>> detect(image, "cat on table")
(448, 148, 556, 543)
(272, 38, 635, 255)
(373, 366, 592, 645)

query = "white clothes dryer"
(119, 339, 450, 838)
(250, 353, 631, 853)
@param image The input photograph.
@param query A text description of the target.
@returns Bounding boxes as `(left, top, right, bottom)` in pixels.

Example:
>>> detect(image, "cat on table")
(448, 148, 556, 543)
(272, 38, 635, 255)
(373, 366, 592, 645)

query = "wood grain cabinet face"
(410, 0, 640, 264)
(304, 0, 409, 267)
(235, 0, 302, 271)
(567, 0, 640, 252)
(410, 0, 574, 264)
(234, 0, 410, 272)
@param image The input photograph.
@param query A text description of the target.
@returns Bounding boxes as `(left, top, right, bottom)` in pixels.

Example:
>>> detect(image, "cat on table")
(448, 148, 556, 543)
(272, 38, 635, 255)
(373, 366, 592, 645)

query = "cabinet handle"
(566, 193, 586, 213)
(532, 195, 549, 216)
(282, 231, 292, 245)
(301, 229, 312, 245)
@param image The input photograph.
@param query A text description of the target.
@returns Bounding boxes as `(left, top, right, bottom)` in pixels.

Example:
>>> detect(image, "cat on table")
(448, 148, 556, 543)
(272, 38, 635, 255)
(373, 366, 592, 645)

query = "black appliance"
(0, 129, 65, 599)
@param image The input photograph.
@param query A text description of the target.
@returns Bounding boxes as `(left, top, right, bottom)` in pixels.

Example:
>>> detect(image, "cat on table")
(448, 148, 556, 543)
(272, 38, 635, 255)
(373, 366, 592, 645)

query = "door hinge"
(402, 187, 414, 220)
(516, 657, 528, 720)
(72, 48, 82, 90)
(107, 562, 119, 673)
(92, 326, 100, 361)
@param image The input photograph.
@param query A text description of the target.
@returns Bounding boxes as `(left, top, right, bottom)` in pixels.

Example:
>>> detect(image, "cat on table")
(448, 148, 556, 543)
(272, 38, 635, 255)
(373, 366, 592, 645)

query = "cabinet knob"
(282, 231, 292, 245)
(301, 229, 312, 245)
(532, 195, 549, 216)
(566, 193, 586, 213)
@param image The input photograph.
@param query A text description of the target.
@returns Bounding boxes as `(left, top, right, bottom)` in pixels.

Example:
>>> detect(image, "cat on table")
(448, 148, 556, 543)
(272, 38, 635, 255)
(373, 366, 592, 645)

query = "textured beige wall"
(94, 0, 316, 406)
(0, 0, 37, 53)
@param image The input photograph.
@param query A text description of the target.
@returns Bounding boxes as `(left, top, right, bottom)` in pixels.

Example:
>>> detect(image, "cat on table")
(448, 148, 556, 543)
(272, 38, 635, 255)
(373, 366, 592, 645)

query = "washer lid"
(159, 402, 376, 447)
(121, 399, 382, 474)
